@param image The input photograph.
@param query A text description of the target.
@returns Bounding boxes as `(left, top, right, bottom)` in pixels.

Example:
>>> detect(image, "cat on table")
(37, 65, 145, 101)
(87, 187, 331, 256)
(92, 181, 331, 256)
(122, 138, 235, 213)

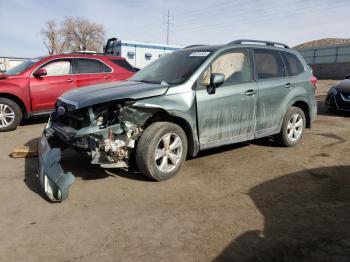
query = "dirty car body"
(38, 40, 317, 201)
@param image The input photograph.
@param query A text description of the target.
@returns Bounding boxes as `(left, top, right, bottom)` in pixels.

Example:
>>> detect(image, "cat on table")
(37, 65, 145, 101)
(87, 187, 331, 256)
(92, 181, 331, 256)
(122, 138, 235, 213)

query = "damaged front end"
(38, 99, 153, 202)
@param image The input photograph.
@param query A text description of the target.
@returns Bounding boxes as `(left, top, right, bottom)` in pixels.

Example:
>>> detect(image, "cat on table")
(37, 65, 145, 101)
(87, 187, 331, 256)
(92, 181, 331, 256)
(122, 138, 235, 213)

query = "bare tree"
(61, 17, 105, 52)
(40, 20, 67, 55)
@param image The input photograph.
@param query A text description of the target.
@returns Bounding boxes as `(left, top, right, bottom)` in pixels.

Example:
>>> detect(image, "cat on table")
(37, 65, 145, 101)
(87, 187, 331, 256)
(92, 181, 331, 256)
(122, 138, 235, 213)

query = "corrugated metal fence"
(297, 45, 350, 64)
(296, 45, 350, 79)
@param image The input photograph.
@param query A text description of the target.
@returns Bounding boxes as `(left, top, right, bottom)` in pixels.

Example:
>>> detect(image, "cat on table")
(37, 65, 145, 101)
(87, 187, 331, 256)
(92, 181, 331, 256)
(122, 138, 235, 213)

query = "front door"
(30, 59, 76, 112)
(196, 49, 257, 149)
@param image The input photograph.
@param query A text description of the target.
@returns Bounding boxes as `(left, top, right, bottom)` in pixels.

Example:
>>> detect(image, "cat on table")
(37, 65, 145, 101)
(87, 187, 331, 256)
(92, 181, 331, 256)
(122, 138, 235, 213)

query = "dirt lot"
(0, 80, 349, 262)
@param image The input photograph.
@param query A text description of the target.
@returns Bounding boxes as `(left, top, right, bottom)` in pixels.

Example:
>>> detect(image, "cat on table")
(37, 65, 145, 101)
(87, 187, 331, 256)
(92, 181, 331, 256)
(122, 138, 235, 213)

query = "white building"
(0, 57, 28, 72)
(111, 40, 183, 69)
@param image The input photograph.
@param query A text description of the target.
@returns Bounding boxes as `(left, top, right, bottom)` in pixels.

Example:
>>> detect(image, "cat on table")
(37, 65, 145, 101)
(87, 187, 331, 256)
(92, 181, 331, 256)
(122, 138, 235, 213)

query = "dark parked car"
(0, 53, 135, 131)
(325, 75, 350, 113)
(38, 39, 318, 201)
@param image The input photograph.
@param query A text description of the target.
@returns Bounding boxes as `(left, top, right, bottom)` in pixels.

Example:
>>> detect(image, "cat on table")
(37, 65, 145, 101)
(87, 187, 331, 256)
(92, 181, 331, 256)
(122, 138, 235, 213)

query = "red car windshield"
(5, 58, 41, 75)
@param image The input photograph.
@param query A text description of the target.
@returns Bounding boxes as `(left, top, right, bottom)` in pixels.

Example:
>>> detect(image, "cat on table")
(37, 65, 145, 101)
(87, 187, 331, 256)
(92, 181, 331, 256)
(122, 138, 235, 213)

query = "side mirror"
(207, 73, 225, 95)
(345, 75, 350, 80)
(33, 68, 47, 78)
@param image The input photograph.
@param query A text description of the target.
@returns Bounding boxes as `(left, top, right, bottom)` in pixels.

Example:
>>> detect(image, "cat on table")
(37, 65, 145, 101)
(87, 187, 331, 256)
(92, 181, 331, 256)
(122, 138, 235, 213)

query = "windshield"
(5, 58, 41, 75)
(130, 50, 212, 85)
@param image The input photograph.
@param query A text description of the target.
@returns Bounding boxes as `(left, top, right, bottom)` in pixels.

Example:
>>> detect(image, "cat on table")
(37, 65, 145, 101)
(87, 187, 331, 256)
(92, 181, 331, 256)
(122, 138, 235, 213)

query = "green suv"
(38, 39, 317, 201)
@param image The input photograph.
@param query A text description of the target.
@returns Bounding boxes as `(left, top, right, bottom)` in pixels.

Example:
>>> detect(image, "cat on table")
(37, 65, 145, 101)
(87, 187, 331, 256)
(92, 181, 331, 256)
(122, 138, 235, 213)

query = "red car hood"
(0, 74, 8, 79)
(0, 74, 26, 81)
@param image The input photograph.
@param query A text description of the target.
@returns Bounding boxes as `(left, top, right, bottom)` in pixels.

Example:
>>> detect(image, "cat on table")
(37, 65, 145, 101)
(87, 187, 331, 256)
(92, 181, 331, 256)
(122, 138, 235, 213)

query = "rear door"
(196, 48, 258, 149)
(73, 58, 113, 87)
(254, 49, 290, 138)
(30, 59, 76, 111)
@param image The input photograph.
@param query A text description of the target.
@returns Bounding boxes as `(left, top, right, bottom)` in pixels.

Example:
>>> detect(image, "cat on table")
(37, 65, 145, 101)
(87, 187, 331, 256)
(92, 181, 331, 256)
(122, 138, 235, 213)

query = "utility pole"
(163, 9, 173, 45)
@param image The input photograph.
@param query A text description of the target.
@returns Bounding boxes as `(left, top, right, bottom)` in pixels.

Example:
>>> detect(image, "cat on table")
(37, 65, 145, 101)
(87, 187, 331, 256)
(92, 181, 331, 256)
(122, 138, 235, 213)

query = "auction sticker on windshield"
(189, 52, 211, 57)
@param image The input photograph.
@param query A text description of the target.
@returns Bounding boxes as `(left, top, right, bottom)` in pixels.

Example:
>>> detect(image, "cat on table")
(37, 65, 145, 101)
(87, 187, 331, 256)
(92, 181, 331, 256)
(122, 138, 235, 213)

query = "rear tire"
(276, 106, 306, 147)
(136, 122, 188, 181)
(0, 98, 22, 132)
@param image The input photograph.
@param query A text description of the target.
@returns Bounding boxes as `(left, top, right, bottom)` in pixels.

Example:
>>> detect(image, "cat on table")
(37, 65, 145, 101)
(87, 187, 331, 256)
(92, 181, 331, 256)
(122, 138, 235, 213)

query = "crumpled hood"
(333, 79, 350, 93)
(59, 80, 169, 109)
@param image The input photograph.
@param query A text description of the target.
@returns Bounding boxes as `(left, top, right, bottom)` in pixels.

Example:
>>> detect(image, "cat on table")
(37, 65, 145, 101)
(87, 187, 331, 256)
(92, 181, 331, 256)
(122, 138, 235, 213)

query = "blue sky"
(0, 0, 349, 57)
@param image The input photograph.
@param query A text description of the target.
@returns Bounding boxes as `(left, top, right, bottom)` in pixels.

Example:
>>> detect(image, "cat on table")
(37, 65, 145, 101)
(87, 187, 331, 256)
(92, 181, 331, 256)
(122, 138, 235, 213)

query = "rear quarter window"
(282, 52, 305, 76)
(254, 49, 285, 79)
(75, 59, 112, 74)
(110, 59, 136, 72)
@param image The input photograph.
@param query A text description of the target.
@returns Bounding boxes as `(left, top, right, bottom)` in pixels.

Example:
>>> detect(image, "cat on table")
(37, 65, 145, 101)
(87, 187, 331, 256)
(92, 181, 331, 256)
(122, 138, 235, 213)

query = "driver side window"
(40, 60, 71, 76)
(201, 50, 251, 86)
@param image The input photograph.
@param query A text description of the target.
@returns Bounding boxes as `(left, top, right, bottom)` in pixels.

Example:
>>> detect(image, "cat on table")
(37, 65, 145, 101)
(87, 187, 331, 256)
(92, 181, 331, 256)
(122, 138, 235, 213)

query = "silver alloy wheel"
(155, 133, 183, 173)
(0, 103, 15, 128)
(287, 113, 303, 142)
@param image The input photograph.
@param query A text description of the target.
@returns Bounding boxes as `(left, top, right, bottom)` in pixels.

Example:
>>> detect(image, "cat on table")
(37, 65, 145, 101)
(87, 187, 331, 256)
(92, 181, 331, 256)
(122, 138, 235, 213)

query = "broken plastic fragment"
(38, 135, 75, 202)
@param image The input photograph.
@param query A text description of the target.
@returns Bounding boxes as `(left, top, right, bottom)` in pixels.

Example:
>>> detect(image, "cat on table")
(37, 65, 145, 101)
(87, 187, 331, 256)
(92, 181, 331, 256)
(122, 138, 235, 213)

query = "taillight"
(309, 76, 318, 89)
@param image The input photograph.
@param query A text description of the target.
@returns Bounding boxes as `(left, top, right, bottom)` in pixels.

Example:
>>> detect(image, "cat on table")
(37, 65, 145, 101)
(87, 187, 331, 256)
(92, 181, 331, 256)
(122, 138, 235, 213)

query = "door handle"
(104, 75, 111, 79)
(245, 89, 256, 96)
(66, 78, 74, 83)
(284, 83, 294, 88)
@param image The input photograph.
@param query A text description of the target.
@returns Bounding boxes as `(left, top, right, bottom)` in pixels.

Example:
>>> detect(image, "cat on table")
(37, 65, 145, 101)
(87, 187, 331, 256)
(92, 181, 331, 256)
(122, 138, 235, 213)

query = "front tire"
(276, 106, 306, 147)
(0, 98, 22, 132)
(136, 122, 188, 181)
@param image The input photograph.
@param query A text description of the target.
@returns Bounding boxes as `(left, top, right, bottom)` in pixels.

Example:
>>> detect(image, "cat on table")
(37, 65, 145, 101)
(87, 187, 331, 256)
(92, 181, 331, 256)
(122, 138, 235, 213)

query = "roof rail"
(183, 44, 206, 49)
(72, 51, 97, 54)
(70, 51, 107, 56)
(227, 39, 289, 48)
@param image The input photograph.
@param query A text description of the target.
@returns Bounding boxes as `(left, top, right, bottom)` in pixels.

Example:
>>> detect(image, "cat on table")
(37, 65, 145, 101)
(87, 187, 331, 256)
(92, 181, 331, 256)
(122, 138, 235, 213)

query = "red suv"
(0, 53, 135, 131)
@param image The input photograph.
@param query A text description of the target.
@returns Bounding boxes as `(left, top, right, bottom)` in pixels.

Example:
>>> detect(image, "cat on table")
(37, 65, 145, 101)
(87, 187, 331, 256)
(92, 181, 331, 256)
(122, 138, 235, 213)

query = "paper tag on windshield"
(189, 52, 210, 57)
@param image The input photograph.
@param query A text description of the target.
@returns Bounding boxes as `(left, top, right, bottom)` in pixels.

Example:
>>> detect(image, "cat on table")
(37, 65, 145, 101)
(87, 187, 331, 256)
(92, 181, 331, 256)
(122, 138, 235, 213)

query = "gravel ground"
(0, 80, 349, 262)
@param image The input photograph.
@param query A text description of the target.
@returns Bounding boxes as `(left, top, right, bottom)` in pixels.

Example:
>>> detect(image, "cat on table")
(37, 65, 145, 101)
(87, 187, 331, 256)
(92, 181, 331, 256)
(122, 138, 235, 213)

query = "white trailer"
(104, 38, 183, 69)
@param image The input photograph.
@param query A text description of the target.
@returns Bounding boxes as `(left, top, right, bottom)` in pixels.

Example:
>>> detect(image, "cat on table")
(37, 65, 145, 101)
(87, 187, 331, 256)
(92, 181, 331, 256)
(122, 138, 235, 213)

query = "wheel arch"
(0, 93, 28, 118)
(143, 110, 198, 157)
(291, 100, 311, 128)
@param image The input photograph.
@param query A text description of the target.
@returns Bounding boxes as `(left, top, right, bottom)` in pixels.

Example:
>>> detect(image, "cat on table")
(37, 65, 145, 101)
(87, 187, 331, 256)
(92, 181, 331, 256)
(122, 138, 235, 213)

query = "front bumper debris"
(37, 133, 74, 202)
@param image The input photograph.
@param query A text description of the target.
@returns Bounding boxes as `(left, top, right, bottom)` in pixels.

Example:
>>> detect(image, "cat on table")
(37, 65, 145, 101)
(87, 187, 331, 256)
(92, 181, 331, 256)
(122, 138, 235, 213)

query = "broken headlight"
(96, 115, 104, 127)
(329, 87, 339, 95)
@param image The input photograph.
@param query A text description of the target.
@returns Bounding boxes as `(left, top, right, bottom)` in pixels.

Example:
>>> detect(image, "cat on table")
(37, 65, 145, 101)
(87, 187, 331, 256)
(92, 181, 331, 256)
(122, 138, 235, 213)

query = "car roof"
(183, 45, 224, 52)
(183, 40, 294, 53)
(42, 53, 125, 60)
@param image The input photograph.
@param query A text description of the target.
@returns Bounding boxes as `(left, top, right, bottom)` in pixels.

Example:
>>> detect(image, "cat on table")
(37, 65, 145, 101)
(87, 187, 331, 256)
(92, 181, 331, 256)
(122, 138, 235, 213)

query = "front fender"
(0, 81, 31, 113)
(131, 91, 200, 156)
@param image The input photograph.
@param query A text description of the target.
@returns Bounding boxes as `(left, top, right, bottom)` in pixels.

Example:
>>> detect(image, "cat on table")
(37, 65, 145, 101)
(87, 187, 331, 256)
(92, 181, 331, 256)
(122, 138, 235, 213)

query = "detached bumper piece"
(38, 133, 74, 202)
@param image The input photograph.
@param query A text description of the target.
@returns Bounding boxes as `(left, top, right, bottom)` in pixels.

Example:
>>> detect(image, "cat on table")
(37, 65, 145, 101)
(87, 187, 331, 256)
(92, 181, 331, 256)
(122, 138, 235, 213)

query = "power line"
(163, 9, 174, 44)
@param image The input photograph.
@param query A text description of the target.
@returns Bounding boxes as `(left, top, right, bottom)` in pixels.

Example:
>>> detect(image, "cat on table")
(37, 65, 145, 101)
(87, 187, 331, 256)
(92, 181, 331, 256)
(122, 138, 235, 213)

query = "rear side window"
(110, 59, 136, 72)
(254, 50, 284, 79)
(75, 59, 112, 74)
(282, 52, 304, 76)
